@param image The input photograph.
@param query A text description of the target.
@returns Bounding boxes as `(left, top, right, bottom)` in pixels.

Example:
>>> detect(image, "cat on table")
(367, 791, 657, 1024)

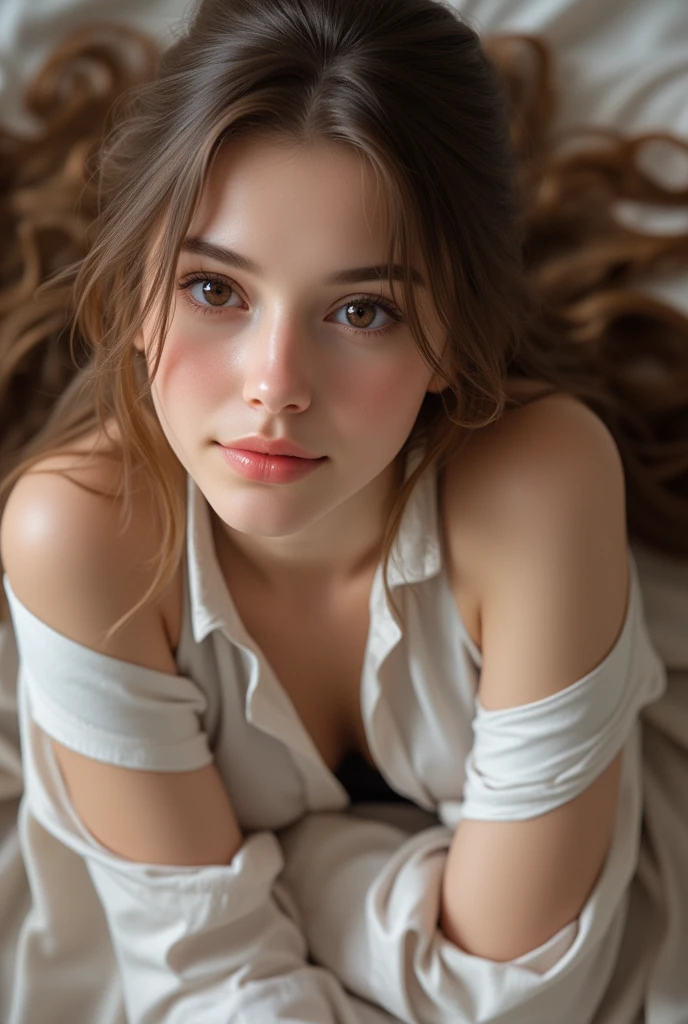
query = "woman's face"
(137, 136, 447, 576)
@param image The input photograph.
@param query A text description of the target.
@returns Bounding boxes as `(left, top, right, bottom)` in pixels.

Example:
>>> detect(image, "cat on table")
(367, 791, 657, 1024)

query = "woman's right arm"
(1, 465, 391, 1024)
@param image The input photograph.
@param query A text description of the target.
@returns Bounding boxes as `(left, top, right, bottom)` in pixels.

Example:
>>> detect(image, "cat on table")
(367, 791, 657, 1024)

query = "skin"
(136, 136, 449, 597)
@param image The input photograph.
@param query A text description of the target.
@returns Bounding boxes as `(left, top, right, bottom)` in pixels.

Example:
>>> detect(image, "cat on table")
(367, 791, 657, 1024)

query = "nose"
(242, 308, 313, 415)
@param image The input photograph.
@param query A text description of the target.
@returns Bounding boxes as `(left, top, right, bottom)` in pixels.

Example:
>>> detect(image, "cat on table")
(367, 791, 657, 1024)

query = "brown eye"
(345, 300, 376, 329)
(200, 279, 234, 306)
(330, 294, 403, 336)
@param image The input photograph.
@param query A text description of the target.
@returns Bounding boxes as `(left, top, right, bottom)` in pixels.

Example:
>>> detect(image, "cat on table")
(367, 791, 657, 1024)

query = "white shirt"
(1, 443, 685, 1024)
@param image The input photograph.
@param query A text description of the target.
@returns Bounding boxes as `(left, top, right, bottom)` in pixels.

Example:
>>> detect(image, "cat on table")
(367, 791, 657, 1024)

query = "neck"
(211, 454, 406, 597)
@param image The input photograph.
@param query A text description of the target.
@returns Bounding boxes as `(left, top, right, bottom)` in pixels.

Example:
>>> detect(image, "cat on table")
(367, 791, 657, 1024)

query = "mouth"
(217, 437, 324, 460)
(216, 443, 328, 484)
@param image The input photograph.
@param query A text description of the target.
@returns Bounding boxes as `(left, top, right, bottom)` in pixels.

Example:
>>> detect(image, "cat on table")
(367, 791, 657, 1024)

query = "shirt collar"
(186, 442, 442, 645)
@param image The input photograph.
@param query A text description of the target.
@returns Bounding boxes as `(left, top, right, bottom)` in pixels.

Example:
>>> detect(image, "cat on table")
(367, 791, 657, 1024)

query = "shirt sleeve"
(4, 575, 393, 1024)
(276, 555, 667, 1023)
(4, 574, 213, 772)
(83, 830, 395, 1023)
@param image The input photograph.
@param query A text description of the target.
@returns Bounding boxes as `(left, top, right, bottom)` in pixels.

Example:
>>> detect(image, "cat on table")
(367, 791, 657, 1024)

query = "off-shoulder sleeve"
(277, 552, 668, 1023)
(4, 574, 213, 772)
(4, 575, 392, 1023)
(446, 551, 666, 826)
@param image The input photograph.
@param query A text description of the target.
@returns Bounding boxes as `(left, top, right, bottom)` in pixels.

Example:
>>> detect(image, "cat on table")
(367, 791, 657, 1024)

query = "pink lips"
(216, 442, 327, 484)
(221, 435, 323, 459)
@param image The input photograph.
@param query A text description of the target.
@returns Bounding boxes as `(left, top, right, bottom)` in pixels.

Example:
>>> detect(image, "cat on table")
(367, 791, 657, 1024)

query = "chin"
(209, 492, 325, 539)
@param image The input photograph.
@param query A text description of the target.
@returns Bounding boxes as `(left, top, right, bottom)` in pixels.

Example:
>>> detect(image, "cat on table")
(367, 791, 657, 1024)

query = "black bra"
(334, 749, 414, 804)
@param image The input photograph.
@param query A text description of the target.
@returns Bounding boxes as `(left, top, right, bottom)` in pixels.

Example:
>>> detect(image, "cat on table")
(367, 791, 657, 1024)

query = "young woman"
(0, 1, 686, 1021)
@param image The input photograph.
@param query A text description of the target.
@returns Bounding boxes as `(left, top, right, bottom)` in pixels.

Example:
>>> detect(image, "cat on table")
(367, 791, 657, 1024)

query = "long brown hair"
(1, 0, 687, 638)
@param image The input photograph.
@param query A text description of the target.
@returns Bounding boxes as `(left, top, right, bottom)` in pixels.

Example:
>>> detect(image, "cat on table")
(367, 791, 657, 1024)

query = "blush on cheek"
(351, 364, 426, 419)
(155, 332, 226, 404)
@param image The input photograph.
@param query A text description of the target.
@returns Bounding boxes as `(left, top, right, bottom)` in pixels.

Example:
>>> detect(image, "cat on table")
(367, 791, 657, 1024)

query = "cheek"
(337, 353, 431, 427)
(153, 330, 227, 408)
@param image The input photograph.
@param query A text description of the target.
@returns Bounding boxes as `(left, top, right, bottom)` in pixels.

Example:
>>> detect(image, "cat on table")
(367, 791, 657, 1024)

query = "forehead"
(190, 135, 393, 261)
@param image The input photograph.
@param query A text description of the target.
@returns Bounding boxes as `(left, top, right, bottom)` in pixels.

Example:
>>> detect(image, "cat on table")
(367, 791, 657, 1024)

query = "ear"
(133, 330, 145, 355)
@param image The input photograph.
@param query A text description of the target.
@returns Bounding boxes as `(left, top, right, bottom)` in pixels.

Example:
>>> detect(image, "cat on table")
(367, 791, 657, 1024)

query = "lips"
(216, 443, 328, 484)
(218, 436, 323, 459)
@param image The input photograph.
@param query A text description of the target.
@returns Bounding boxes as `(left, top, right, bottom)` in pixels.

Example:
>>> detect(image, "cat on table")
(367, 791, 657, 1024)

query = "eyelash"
(176, 271, 404, 336)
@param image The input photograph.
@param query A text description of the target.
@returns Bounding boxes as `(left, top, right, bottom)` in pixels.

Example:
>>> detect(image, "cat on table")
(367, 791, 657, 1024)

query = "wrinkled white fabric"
(5, 608, 394, 1024)
(82, 828, 385, 1024)
(279, 814, 612, 1023)
(5, 584, 215, 773)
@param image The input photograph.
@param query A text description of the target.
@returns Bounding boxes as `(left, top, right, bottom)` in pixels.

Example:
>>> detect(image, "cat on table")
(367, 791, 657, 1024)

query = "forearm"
(277, 806, 631, 1024)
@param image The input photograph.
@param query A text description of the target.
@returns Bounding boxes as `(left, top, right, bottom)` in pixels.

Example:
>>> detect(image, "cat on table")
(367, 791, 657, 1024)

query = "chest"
(230, 581, 376, 773)
(224, 564, 481, 778)
(164, 543, 482, 780)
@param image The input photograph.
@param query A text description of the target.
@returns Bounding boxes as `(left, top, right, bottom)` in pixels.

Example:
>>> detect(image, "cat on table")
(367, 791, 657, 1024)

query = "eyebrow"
(180, 236, 425, 286)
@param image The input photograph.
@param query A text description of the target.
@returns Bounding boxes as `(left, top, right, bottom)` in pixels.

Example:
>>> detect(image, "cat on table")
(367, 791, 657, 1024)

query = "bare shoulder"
(1, 429, 182, 671)
(444, 383, 625, 538)
(441, 383, 628, 652)
(2, 433, 241, 868)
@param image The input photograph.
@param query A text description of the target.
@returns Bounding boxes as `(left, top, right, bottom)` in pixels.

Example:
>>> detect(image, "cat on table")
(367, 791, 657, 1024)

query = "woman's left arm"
(438, 398, 629, 961)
